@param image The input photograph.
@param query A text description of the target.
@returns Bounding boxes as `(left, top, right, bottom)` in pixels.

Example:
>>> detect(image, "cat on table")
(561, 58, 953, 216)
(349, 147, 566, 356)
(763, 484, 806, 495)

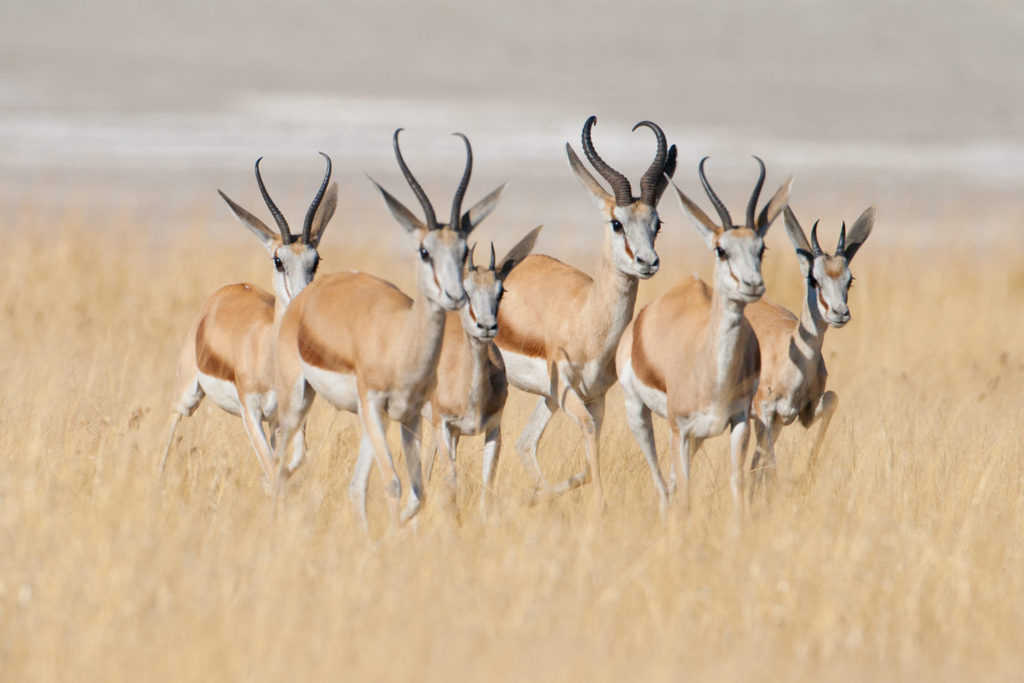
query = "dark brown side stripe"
(630, 306, 666, 394)
(495, 316, 547, 359)
(298, 318, 355, 373)
(195, 316, 235, 382)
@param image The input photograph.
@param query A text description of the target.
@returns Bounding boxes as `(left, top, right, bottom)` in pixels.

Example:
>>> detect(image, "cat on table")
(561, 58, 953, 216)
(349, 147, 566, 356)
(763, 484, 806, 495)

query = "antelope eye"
(653, 219, 662, 234)
(418, 246, 430, 262)
(311, 254, 320, 273)
(714, 246, 727, 260)
(759, 246, 766, 259)
(273, 256, 284, 272)
(611, 219, 624, 233)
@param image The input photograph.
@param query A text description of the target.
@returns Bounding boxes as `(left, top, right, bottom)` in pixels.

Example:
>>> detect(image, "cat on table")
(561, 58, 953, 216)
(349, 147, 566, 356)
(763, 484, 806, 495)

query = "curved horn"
(393, 129, 438, 229)
(254, 157, 292, 243)
(810, 220, 824, 256)
(698, 157, 733, 230)
(581, 116, 632, 206)
(746, 156, 766, 230)
(488, 242, 496, 271)
(836, 221, 847, 257)
(467, 243, 476, 270)
(301, 152, 332, 244)
(633, 120, 668, 206)
(450, 133, 472, 233)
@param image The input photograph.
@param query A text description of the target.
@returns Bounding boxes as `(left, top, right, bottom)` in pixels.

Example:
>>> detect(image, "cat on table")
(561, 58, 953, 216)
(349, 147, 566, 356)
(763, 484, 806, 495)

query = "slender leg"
(750, 409, 777, 494)
(423, 421, 441, 482)
(272, 378, 315, 498)
(431, 419, 458, 517)
(673, 425, 700, 517)
(515, 395, 556, 488)
(158, 374, 204, 476)
(286, 426, 307, 474)
(359, 398, 402, 526)
(729, 416, 751, 523)
(623, 387, 669, 516)
(239, 398, 275, 484)
(348, 432, 374, 531)
(480, 424, 501, 519)
(805, 390, 838, 478)
(399, 417, 425, 525)
(541, 394, 605, 511)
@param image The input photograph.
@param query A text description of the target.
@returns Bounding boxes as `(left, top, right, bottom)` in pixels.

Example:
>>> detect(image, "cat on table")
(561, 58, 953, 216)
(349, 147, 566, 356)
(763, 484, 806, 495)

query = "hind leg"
(159, 370, 205, 475)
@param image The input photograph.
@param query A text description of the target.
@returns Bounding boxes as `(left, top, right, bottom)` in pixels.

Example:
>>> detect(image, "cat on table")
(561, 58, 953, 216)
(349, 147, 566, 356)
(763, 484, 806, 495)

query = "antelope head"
(784, 205, 875, 327)
(673, 157, 792, 303)
(371, 130, 506, 312)
(566, 116, 677, 279)
(218, 153, 337, 306)
(461, 226, 543, 341)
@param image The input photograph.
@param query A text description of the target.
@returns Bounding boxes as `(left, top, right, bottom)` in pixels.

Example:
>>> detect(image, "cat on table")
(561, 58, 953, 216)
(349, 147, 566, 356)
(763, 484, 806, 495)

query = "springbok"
(349, 227, 542, 519)
(616, 157, 791, 516)
(272, 130, 505, 525)
(494, 115, 676, 509)
(746, 205, 875, 484)
(159, 154, 337, 480)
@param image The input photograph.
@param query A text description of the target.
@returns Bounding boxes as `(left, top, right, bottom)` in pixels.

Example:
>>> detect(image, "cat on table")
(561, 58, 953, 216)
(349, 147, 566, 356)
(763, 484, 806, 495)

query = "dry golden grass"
(2, 204, 1023, 681)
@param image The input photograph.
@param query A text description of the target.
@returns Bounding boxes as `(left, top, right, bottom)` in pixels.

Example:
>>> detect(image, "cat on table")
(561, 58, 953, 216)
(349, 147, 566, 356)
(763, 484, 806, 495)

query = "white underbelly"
(197, 371, 242, 416)
(302, 361, 359, 413)
(620, 360, 667, 419)
(500, 349, 550, 396)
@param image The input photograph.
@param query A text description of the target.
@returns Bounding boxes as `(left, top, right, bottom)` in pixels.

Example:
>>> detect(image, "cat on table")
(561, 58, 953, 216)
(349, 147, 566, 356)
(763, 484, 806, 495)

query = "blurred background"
(0, 0, 1021, 252)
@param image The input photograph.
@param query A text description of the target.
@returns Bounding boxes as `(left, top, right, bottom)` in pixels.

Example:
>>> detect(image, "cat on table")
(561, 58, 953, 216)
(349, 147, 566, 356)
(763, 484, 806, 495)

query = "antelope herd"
(160, 116, 875, 526)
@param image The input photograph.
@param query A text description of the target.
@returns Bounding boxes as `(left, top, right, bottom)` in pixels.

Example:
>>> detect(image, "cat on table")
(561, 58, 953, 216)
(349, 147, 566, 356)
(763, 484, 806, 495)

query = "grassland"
(1, 205, 1023, 682)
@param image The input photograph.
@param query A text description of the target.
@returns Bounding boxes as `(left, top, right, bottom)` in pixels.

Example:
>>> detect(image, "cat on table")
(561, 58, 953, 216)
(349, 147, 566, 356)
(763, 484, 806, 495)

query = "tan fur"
(194, 284, 276, 386)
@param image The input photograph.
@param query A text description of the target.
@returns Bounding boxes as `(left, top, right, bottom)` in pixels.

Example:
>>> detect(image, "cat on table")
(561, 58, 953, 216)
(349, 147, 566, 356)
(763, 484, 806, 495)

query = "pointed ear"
(368, 175, 426, 236)
(844, 205, 875, 263)
(783, 206, 812, 254)
(670, 178, 720, 247)
(756, 175, 794, 237)
(653, 144, 678, 205)
(460, 182, 507, 236)
(566, 143, 612, 209)
(307, 182, 338, 247)
(218, 190, 277, 249)
(498, 225, 542, 280)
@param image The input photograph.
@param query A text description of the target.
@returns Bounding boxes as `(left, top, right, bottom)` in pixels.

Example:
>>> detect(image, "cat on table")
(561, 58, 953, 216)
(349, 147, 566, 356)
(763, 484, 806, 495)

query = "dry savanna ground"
(1, 204, 1023, 681)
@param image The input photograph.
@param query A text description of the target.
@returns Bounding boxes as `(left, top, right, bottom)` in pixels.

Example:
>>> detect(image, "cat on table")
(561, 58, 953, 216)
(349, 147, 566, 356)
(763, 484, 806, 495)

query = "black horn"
(254, 157, 293, 243)
(581, 116, 633, 206)
(836, 221, 847, 258)
(633, 120, 668, 206)
(301, 152, 332, 244)
(488, 242, 496, 270)
(450, 133, 472, 233)
(698, 157, 733, 230)
(810, 220, 824, 256)
(746, 156, 765, 230)
(393, 129, 438, 229)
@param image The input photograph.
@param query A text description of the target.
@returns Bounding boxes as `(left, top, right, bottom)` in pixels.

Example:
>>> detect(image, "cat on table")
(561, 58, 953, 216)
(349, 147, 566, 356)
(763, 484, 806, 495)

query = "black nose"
(637, 256, 659, 269)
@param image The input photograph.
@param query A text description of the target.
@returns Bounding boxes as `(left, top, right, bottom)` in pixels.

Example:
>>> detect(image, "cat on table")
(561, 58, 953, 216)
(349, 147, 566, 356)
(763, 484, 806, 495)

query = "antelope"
(616, 157, 792, 517)
(349, 227, 543, 519)
(272, 130, 505, 525)
(494, 115, 676, 509)
(159, 154, 337, 480)
(746, 205, 875, 484)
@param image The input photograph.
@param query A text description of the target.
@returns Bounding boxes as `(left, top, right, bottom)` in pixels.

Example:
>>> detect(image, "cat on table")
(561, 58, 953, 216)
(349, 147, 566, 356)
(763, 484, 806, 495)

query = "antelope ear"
(756, 175, 794, 237)
(218, 190, 277, 250)
(653, 145, 678, 205)
(307, 182, 338, 247)
(843, 205, 875, 263)
(368, 176, 426, 237)
(566, 144, 613, 209)
(783, 206, 812, 253)
(460, 182, 507, 236)
(670, 177, 720, 248)
(498, 225, 542, 280)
